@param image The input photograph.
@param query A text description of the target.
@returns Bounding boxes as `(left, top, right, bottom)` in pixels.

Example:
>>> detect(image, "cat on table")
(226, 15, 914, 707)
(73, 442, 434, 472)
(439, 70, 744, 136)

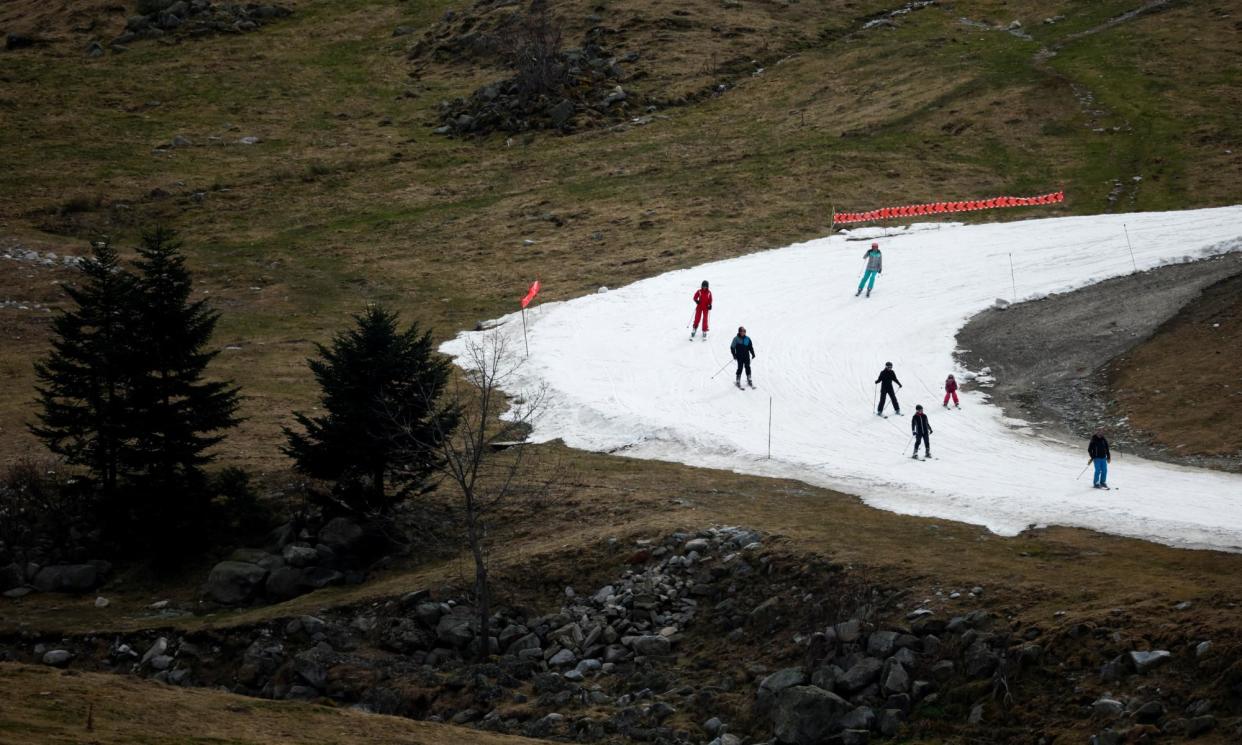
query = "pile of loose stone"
(0, 244, 81, 268)
(432, 39, 639, 136)
(106, 1, 292, 51)
(7, 525, 1238, 744)
(407, 6, 641, 136)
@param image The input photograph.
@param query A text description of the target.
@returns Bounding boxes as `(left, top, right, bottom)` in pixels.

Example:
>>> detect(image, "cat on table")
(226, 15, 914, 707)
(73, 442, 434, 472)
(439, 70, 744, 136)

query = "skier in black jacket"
(911, 405, 932, 458)
(1087, 430, 1111, 489)
(731, 326, 756, 388)
(875, 362, 902, 415)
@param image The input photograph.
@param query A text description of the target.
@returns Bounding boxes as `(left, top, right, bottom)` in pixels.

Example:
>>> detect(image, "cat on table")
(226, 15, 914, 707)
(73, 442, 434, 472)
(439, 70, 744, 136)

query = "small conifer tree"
(31, 240, 137, 501)
(285, 306, 458, 514)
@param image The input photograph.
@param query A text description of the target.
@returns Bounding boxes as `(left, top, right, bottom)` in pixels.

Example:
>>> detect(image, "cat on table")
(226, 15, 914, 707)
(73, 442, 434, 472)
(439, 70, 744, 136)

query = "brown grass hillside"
(1, 0, 1239, 472)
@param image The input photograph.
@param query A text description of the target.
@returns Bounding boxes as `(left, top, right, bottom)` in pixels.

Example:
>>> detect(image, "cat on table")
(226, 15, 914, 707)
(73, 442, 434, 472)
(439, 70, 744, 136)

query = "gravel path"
(956, 251, 1242, 472)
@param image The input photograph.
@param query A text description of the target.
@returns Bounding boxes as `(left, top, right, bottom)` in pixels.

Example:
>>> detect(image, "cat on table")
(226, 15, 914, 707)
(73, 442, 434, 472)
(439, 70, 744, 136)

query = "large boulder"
(866, 630, 899, 657)
(282, 544, 319, 567)
(302, 566, 344, 589)
(839, 657, 884, 693)
(772, 685, 850, 744)
(506, 632, 542, 655)
(0, 563, 23, 592)
(206, 561, 268, 604)
(628, 634, 671, 656)
(318, 517, 364, 553)
(436, 608, 477, 648)
(265, 566, 310, 600)
(756, 668, 807, 714)
(882, 660, 909, 694)
(32, 564, 99, 593)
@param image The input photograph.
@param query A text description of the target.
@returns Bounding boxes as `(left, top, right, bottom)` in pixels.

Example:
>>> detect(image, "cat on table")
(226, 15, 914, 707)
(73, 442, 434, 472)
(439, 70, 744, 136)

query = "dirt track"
(956, 251, 1242, 471)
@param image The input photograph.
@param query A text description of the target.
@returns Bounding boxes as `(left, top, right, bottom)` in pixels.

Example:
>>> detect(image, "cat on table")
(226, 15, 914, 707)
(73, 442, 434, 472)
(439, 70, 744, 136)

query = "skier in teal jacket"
(856, 243, 882, 297)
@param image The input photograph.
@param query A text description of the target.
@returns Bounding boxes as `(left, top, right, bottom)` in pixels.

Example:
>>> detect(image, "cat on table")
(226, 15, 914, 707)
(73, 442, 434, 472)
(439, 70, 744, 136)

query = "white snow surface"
(443, 207, 1242, 551)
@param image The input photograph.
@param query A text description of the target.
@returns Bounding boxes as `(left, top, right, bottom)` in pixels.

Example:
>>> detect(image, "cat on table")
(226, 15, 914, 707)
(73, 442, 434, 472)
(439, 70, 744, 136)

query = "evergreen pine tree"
(31, 240, 137, 501)
(284, 305, 458, 514)
(126, 227, 241, 500)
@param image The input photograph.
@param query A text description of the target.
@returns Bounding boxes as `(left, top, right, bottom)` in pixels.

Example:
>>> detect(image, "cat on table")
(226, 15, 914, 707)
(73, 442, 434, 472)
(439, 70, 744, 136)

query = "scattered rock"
(1128, 650, 1171, 674)
(1092, 698, 1124, 718)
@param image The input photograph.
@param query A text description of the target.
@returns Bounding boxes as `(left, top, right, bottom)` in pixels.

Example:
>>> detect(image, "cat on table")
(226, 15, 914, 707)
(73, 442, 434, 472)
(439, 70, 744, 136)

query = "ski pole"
(710, 359, 733, 379)
(873, 383, 879, 414)
(1076, 462, 1090, 480)
(900, 434, 913, 456)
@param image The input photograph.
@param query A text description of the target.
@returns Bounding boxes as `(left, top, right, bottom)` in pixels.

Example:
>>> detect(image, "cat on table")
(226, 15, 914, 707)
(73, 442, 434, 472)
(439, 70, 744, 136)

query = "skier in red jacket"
(943, 374, 959, 408)
(690, 280, 712, 340)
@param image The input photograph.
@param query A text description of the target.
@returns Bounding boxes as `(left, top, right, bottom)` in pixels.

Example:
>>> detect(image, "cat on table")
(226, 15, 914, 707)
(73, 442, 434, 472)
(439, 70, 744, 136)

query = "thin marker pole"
(1123, 224, 1138, 273)
(767, 396, 773, 459)
(1008, 253, 1017, 302)
(521, 307, 529, 357)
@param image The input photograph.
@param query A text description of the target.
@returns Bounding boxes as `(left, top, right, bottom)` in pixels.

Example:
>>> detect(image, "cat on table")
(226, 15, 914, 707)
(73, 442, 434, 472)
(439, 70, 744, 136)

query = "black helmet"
(701, 280, 709, 288)
(885, 361, 893, 368)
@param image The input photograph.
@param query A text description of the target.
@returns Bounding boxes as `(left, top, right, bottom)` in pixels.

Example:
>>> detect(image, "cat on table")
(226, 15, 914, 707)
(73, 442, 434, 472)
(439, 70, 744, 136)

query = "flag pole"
(767, 395, 772, 459)
(521, 307, 529, 357)
(1123, 223, 1138, 273)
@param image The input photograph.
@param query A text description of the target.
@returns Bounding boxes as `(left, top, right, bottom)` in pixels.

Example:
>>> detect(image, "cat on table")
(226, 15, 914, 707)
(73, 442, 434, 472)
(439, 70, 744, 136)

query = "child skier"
(856, 242, 882, 297)
(875, 361, 902, 416)
(731, 326, 755, 388)
(943, 374, 959, 408)
(1087, 429, 1111, 489)
(690, 280, 712, 340)
(911, 404, 932, 458)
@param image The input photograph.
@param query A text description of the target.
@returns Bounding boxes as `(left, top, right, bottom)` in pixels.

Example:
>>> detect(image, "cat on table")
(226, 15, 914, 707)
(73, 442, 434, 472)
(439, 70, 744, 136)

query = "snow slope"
(442, 207, 1242, 551)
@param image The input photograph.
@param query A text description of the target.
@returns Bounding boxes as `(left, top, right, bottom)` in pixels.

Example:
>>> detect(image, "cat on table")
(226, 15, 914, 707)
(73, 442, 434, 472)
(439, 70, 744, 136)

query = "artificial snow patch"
(443, 207, 1242, 552)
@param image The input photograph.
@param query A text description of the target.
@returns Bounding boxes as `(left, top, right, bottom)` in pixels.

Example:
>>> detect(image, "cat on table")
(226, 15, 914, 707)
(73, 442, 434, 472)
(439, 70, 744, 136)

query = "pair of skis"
(736, 379, 756, 390)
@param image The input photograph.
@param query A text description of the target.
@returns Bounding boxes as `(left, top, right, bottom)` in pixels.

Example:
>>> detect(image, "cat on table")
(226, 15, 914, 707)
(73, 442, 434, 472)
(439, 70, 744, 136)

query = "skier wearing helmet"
(856, 242, 883, 297)
(730, 326, 756, 389)
(875, 361, 902, 416)
(690, 280, 712, 340)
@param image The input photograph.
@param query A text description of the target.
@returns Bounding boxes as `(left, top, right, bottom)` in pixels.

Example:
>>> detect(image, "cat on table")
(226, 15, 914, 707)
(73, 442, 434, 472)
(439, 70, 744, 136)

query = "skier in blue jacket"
(731, 326, 755, 388)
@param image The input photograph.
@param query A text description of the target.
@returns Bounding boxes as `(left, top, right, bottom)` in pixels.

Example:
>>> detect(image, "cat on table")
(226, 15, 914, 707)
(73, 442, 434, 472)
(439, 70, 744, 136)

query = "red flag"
(520, 279, 541, 309)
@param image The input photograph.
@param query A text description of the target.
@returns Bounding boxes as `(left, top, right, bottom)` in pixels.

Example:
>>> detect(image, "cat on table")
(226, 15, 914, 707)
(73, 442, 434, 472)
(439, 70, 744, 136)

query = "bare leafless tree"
(501, 0, 568, 102)
(395, 332, 552, 661)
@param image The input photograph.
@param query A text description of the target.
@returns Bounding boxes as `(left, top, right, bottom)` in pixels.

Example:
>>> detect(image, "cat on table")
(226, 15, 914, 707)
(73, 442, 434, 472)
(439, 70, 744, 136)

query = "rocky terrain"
(5, 526, 1240, 744)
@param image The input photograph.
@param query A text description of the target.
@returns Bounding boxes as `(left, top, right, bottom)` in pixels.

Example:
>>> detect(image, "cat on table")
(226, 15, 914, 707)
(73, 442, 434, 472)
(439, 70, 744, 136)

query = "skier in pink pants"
(943, 374, 959, 408)
(690, 280, 712, 340)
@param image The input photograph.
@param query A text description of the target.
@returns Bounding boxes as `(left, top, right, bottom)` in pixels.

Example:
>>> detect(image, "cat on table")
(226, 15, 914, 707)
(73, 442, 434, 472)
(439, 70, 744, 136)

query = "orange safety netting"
(835, 191, 1064, 224)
